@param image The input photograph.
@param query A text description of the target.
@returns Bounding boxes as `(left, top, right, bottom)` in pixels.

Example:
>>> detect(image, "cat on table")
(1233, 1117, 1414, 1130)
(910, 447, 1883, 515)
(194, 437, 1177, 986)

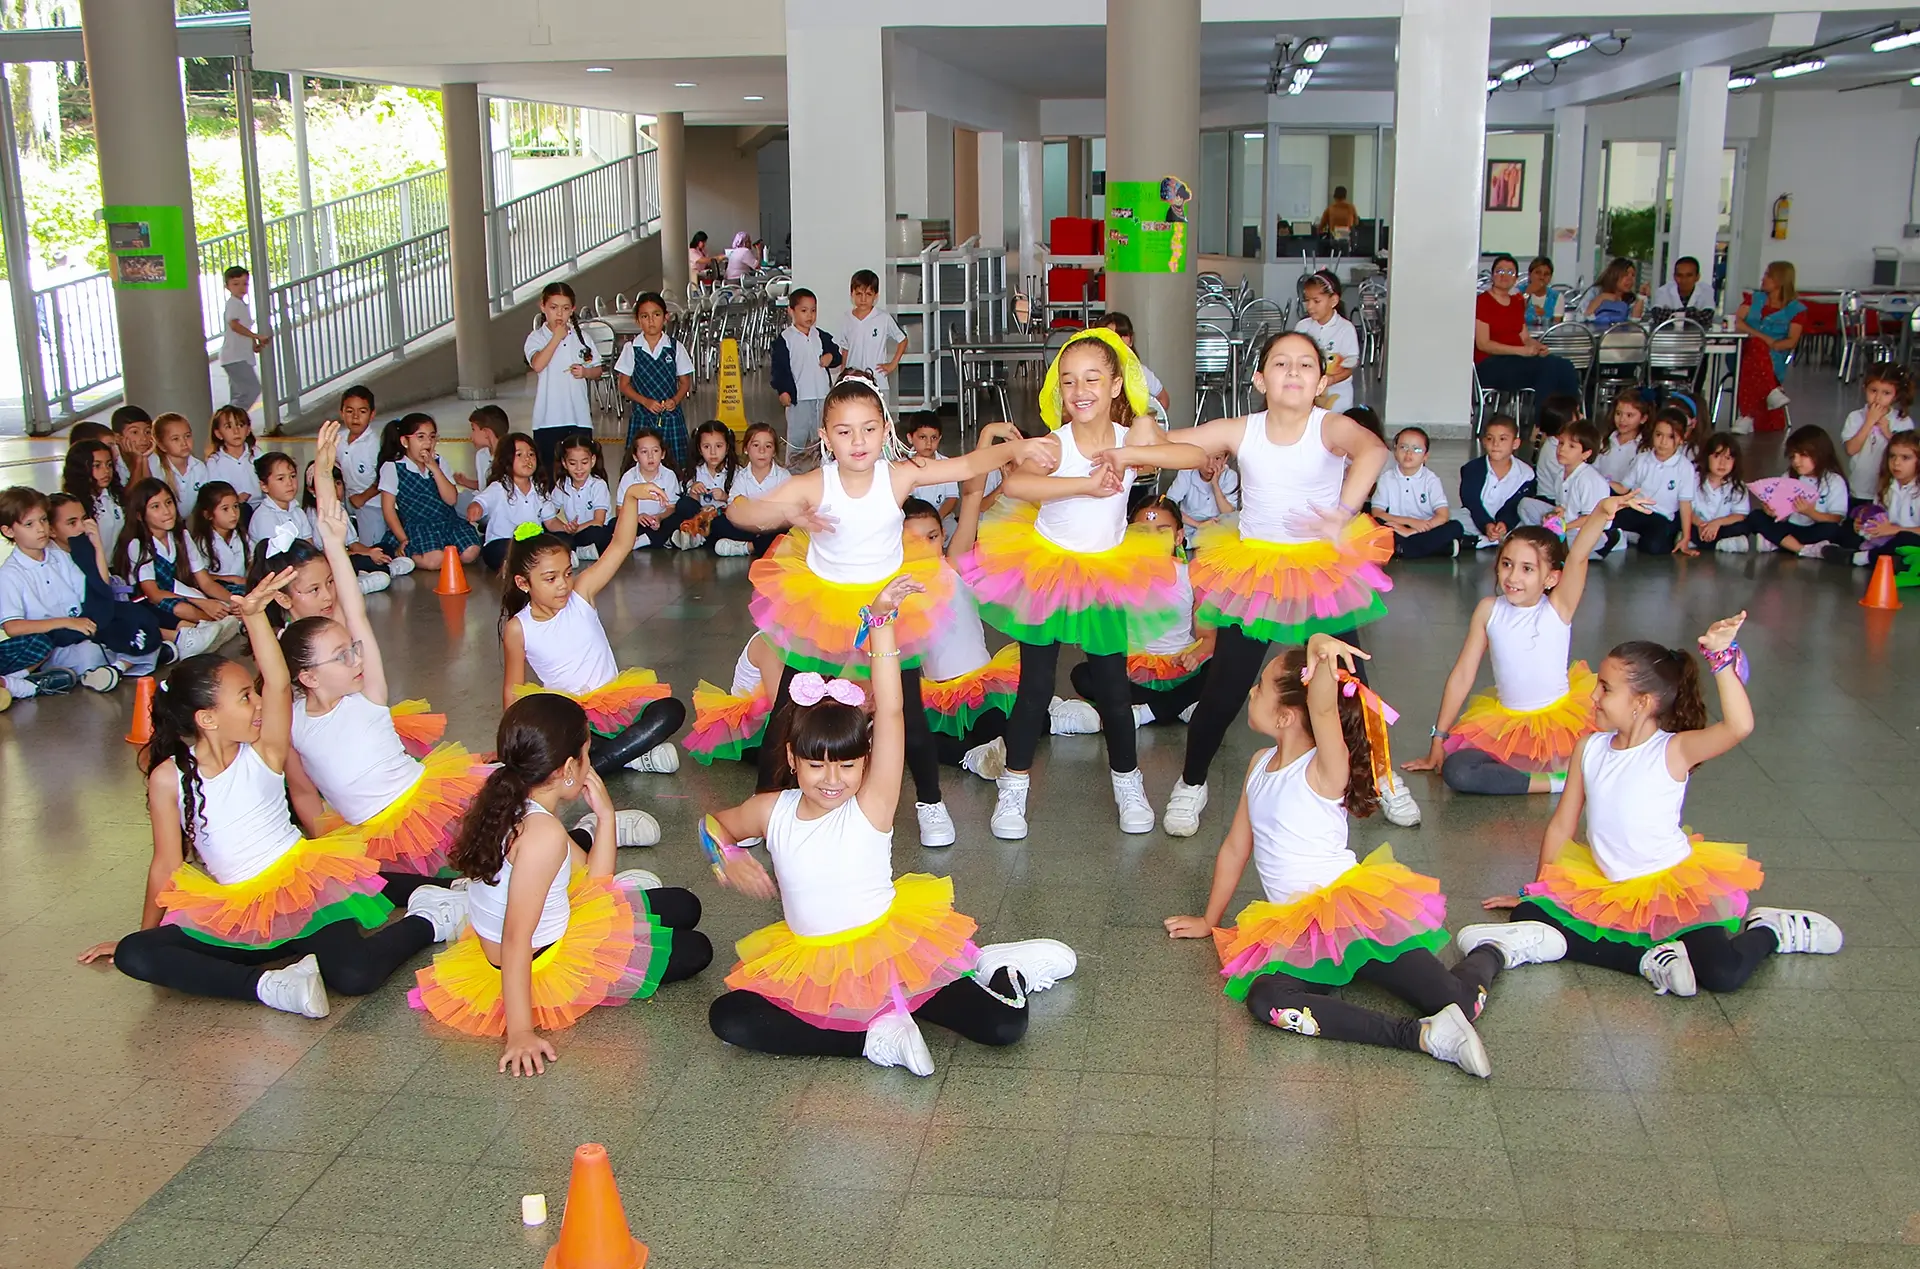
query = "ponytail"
(450, 694, 590, 883)
(143, 654, 234, 863)
(1272, 648, 1382, 818)
(1609, 640, 1708, 733)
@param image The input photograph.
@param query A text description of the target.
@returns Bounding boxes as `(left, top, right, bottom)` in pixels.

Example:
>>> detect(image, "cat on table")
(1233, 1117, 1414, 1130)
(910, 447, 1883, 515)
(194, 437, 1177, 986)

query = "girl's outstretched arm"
(1301, 632, 1366, 800)
(236, 568, 298, 771)
(1667, 612, 1754, 772)
(1405, 597, 1493, 771)
(724, 469, 828, 533)
(946, 422, 1020, 559)
(854, 575, 921, 832)
(313, 497, 389, 705)
(711, 792, 779, 899)
(572, 482, 650, 602)
(1165, 756, 1261, 937)
(891, 434, 1060, 499)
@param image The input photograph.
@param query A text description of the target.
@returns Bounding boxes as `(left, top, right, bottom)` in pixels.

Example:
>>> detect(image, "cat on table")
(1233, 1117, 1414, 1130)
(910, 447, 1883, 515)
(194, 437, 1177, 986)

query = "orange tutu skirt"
(160, 832, 391, 949)
(1445, 662, 1597, 774)
(512, 668, 671, 737)
(1190, 517, 1393, 643)
(921, 643, 1020, 738)
(320, 744, 490, 875)
(749, 531, 956, 675)
(387, 699, 446, 759)
(688, 681, 773, 764)
(1524, 837, 1761, 947)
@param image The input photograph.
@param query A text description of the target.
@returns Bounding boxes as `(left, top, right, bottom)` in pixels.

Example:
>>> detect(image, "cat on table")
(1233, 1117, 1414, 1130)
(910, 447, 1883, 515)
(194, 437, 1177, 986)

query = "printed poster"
(1105, 177, 1193, 274)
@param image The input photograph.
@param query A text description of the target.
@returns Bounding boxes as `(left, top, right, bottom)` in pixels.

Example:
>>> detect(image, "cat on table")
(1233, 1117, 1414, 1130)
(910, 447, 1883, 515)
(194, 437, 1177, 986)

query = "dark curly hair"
(450, 693, 590, 883)
(1272, 646, 1381, 819)
(143, 654, 239, 863)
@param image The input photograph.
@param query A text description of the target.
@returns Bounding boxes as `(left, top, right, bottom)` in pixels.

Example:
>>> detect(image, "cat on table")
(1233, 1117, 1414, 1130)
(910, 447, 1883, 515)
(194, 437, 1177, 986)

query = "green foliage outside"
(1603, 205, 1658, 265)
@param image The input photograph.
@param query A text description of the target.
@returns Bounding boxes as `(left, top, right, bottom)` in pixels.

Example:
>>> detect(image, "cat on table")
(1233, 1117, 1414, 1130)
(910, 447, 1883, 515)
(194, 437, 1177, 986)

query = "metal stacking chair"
(1836, 292, 1893, 383)
(1539, 320, 1598, 406)
(1194, 321, 1236, 420)
(1646, 315, 1708, 402)
(1591, 321, 1650, 418)
(577, 318, 622, 416)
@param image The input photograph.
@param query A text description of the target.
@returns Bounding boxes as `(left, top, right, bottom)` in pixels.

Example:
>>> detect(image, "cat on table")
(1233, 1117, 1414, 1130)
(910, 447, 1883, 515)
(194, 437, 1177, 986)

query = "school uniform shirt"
(158, 456, 213, 510)
(840, 307, 906, 391)
(338, 426, 384, 503)
(126, 535, 209, 598)
(688, 464, 735, 510)
(912, 453, 961, 518)
(731, 463, 791, 502)
(1371, 466, 1449, 519)
(1294, 313, 1361, 414)
(248, 498, 316, 550)
(377, 454, 459, 499)
(205, 529, 249, 578)
(1787, 471, 1850, 527)
(219, 295, 254, 365)
(524, 324, 596, 434)
(0, 546, 87, 626)
(615, 465, 683, 517)
(1840, 409, 1915, 499)
(1624, 450, 1698, 519)
(116, 452, 165, 486)
(1459, 455, 1534, 531)
(472, 446, 493, 492)
(1560, 463, 1611, 520)
(553, 475, 612, 526)
(1533, 436, 1564, 504)
(613, 332, 695, 389)
(1691, 478, 1751, 523)
(205, 448, 262, 503)
(473, 480, 558, 544)
(1884, 479, 1920, 528)
(1140, 362, 1165, 402)
(1167, 465, 1240, 525)
(1593, 435, 1643, 486)
(771, 326, 838, 402)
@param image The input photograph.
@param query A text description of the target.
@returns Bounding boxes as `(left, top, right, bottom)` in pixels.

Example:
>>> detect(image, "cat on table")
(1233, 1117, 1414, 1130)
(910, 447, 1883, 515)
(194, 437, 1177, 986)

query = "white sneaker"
(79, 664, 121, 693)
(625, 743, 680, 774)
(1456, 920, 1568, 969)
(1639, 941, 1698, 997)
(1746, 907, 1844, 955)
(1048, 697, 1102, 735)
(1797, 542, 1830, 559)
(357, 570, 392, 595)
(1715, 537, 1750, 554)
(916, 801, 957, 848)
(613, 868, 663, 891)
(1852, 550, 1870, 567)
(991, 773, 1030, 840)
(1766, 386, 1791, 410)
(960, 735, 1006, 781)
(1132, 702, 1153, 728)
(1110, 769, 1154, 833)
(1178, 702, 1197, 723)
(670, 529, 701, 551)
(1379, 772, 1422, 827)
(1755, 537, 1778, 553)
(862, 1007, 934, 1076)
(572, 544, 599, 564)
(1420, 1001, 1491, 1077)
(388, 555, 416, 578)
(713, 539, 753, 557)
(575, 810, 662, 847)
(1162, 779, 1209, 837)
(256, 954, 330, 1018)
(405, 885, 469, 942)
(974, 938, 1078, 992)
(1475, 535, 1499, 550)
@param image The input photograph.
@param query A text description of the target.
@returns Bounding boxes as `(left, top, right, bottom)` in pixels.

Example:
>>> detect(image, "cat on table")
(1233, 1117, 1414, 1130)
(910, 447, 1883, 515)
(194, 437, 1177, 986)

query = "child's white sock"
(1548, 773, 1567, 794)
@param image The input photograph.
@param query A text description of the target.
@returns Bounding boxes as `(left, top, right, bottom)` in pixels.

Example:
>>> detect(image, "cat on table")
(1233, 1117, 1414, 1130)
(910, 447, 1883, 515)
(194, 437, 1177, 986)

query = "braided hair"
(144, 655, 237, 863)
(1271, 646, 1382, 819)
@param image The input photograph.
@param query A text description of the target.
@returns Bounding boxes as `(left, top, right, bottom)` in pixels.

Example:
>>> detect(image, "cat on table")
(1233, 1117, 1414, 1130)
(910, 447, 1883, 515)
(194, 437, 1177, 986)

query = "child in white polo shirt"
(1611, 410, 1697, 555)
(842, 269, 906, 412)
(1372, 427, 1467, 558)
(0, 487, 126, 703)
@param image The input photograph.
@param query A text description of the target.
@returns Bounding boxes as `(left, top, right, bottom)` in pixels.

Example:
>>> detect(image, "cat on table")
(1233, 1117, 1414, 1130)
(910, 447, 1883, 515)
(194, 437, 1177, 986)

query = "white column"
(1548, 106, 1586, 282)
(656, 110, 688, 294)
(977, 130, 1005, 252)
(290, 71, 316, 277)
(1382, 0, 1491, 438)
(1017, 139, 1044, 289)
(788, 22, 892, 295)
(442, 82, 493, 400)
(893, 109, 929, 218)
(1671, 66, 1729, 283)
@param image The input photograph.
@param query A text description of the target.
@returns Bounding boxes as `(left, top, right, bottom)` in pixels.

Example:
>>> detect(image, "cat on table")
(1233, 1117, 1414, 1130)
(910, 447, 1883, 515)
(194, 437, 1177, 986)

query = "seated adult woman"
(1733, 260, 1804, 434)
(1476, 254, 1582, 402)
(724, 232, 761, 281)
(1521, 256, 1562, 327)
(1584, 257, 1646, 327)
(689, 232, 718, 282)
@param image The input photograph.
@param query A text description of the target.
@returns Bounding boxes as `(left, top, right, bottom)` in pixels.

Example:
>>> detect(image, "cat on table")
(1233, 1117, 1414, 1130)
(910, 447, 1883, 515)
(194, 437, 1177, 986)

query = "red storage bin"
(1047, 267, 1104, 303)
(1050, 217, 1100, 256)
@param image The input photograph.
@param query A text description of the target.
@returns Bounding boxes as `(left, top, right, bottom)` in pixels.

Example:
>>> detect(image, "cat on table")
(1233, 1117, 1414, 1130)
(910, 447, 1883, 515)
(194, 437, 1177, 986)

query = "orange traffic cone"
(434, 545, 470, 597)
(125, 674, 156, 745)
(1860, 554, 1903, 611)
(543, 1143, 647, 1269)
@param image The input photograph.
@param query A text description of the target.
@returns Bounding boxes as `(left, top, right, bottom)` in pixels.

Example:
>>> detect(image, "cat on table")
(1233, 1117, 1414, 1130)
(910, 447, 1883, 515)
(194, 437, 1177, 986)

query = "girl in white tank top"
(689, 633, 782, 766)
(1407, 501, 1640, 796)
(1478, 615, 1842, 998)
(909, 471, 1019, 769)
(728, 372, 1053, 846)
(1166, 635, 1528, 1078)
(89, 565, 464, 1019)
(704, 576, 1075, 1077)
(413, 692, 712, 1072)
(500, 478, 687, 778)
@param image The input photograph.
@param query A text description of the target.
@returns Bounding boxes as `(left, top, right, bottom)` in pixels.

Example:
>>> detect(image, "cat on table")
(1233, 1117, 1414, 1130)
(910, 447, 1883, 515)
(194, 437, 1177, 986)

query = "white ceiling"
(325, 57, 788, 124)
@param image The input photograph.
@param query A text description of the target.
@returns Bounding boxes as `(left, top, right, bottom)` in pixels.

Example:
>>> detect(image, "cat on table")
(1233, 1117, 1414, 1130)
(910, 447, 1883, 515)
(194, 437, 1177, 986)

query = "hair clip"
(789, 671, 866, 708)
(513, 521, 543, 542)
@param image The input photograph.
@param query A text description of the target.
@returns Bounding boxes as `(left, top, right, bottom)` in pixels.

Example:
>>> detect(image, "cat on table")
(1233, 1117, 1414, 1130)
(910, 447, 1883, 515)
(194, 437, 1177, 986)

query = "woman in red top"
(1475, 253, 1583, 405)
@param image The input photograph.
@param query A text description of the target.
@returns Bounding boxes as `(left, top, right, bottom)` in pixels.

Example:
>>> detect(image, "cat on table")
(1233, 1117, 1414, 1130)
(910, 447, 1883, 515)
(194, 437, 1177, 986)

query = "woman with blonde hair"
(1733, 261, 1804, 434)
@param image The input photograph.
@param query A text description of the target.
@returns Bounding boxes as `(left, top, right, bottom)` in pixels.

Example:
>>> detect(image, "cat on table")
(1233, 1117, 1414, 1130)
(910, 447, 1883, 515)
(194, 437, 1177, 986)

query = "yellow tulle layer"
(387, 699, 446, 759)
(1524, 837, 1762, 946)
(160, 830, 389, 948)
(325, 744, 490, 875)
(512, 667, 670, 737)
(1446, 662, 1598, 774)
(921, 643, 1021, 736)
(748, 531, 955, 674)
(1189, 516, 1393, 642)
(688, 681, 773, 764)
(1128, 641, 1209, 686)
(958, 507, 1183, 656)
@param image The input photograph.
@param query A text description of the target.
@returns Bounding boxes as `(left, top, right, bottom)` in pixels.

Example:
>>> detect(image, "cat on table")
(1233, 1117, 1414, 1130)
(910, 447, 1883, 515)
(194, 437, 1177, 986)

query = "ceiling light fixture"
(1770, 56, 1826, 78)
(1873, 28, 1920, 53)
(1499, 60, 1535, 82)
(586, 66, 612, 73)
(1728, 73, 1758, 90)
(1546, 35, 1591, 60)
(1243, 131, 1264, 139)
(1486, 76, 1502, 92)
(1298, 37, 1328, 64)
(673, 81, 696, 88)
(1287, 67, 1313, 95)
(743, 94, 764, 101)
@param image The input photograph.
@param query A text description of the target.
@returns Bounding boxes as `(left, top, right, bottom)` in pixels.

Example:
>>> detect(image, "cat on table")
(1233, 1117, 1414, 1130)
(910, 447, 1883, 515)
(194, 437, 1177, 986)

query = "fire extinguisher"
(1771, 193, 1791, 240)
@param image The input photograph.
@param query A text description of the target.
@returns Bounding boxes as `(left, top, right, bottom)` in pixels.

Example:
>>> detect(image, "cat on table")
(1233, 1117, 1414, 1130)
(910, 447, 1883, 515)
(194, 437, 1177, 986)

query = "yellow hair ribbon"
(1039, 327, 1154, 432)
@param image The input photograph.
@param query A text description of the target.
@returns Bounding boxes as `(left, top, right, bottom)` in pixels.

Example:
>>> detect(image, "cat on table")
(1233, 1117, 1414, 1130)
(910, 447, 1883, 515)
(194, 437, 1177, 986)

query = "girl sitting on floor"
(376, 412, 483, 571)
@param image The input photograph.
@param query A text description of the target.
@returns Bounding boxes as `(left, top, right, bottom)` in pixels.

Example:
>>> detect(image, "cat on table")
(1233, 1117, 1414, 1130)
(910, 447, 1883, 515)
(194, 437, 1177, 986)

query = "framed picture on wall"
(1485, 159, 1526, 212)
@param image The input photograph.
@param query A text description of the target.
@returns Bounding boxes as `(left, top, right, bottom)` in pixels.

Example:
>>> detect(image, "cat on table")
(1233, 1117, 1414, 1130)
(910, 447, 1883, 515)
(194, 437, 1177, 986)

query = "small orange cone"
(1860, 554, 1903, 611)
(434, 545, 470, 597)
(125, 674, 156, 745)
(543, 1144, 647, 1269)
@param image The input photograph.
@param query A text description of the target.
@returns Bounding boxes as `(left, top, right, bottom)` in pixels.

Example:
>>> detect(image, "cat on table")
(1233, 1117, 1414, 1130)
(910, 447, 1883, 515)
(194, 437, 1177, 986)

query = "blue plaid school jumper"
(144, 544, 189, 622)
(624, 336, 690, 470)
(379, 463, 481, 557)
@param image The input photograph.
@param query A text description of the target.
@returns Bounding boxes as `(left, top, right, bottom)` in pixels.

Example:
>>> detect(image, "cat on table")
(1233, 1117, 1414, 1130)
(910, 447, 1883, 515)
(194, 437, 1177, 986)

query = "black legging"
(481, 538, 512, 572)
(589, 697, 689, 776)
(633, 496, 695, 550)
(1243, 946, 1503, 1051)
(1753, 515, 1857, 552)
(1005, 642, 1135, 774)
(1869, 529, 1920, 564)
(1069, 660, 1209, 725)
(1610, 507, 1681, 555)
(709, 967, 1029, 1056)
(934, 709, 1007, 765)
(756, 663, 942, 805)
(1181, 623, 1368, 788)
(1511, 900, 1777, 993)
(1477, 353, 1582, 402)
(707, 513, 778, 558)
(1390, 522, 1467, 559)
(1441, 747, 1535, 796)
(568, 524, 615, 555)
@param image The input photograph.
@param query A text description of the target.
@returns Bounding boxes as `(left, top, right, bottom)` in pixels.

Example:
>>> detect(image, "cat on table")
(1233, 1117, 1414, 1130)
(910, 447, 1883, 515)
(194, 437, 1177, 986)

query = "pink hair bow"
(789, 672, 866, 708)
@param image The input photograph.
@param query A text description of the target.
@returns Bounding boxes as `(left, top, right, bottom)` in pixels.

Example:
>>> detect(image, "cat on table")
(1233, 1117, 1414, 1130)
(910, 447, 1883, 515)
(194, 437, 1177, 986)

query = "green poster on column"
(1104, 177, 1193, 274)
(101, 204, 190, 291)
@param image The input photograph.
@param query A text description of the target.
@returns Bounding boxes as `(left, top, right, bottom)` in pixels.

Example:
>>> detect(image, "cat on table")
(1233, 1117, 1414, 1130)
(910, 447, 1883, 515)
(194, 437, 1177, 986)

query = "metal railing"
(490, 150, 658, 307)
(31, 273, 122, 420)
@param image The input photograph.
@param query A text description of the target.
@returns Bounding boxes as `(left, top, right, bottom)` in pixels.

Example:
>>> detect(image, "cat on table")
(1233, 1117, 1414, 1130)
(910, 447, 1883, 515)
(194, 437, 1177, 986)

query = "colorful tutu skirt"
(1444, 662, 1597, 775)
(688, 681, 773, 764)
(958, 508, 1183, 656)
(512, 668, 671, 737)
(921, 643, 1020, 738)
(725, 872, 979, 1031)
(409, 870, 673, 1036)
(748, 531, 956, 675)
(322, 744, 490, 875)
(1128, 640, 1210, 689)
(388, 699, 446, 759)
(1211, 845, 1448, 998)
(1190, 517, 1393, 644)
(160, 832, 392, 949)
(1523, 837, 1761, 947)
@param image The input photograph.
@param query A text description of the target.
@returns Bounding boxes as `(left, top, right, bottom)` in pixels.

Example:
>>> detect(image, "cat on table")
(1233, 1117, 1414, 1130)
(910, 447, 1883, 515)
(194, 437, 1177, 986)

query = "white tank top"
(1237, 409, 1347, 544)
(732, 638, 765, 697)
(516, 592, 617, 696)
(1485, 597, 1573, 712)
(182, 744, 303, 885)
(807, 461, 904, 584)
(1246, 746, 1357, 902)
(919, 581, 991, 681)
(291, 692, 424, 825)
(466, 801, 573, 947)
(1033, 422, 1132, 553)
(1580, 731, 1691, 882)
(1140, 561, 1195, 655)
(766, 787, 896, 938)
